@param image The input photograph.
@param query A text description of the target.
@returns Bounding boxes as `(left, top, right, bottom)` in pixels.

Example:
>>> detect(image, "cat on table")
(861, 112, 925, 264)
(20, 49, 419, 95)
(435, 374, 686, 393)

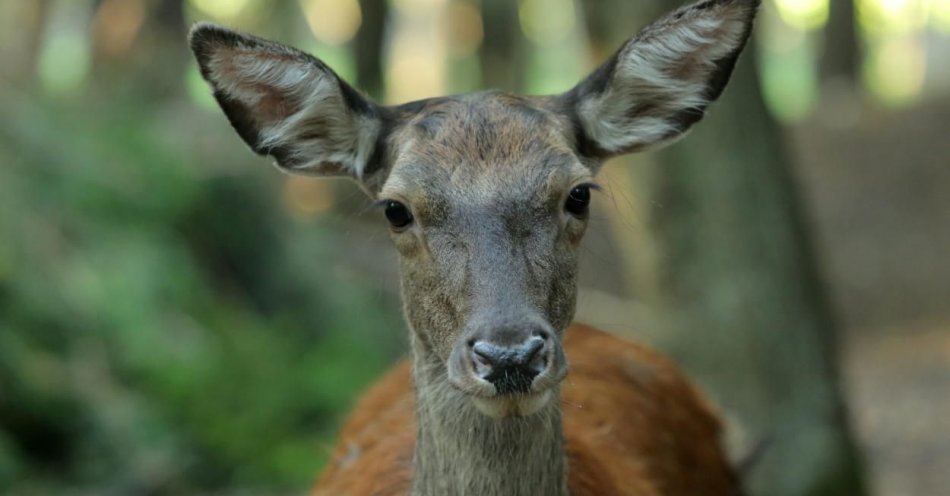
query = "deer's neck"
(410, 350, 568, 496)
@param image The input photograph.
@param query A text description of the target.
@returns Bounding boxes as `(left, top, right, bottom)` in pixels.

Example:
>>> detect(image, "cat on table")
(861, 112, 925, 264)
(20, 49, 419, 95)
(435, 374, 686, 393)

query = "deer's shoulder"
(561, 324, 737, 495)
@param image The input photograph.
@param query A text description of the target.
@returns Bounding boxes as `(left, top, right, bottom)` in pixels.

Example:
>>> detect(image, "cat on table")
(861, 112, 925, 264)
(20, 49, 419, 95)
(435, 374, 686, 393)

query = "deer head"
(190, 0, 759, 419)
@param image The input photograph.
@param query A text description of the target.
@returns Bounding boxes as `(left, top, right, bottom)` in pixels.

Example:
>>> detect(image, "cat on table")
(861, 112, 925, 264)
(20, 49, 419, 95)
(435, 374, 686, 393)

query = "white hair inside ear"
(571, 0, 759, 156)
(189, 22, 383, 181)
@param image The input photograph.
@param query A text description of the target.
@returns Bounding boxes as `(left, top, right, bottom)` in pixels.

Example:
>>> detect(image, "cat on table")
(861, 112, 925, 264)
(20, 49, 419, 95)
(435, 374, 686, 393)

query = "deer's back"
(312, 324, 738, 496)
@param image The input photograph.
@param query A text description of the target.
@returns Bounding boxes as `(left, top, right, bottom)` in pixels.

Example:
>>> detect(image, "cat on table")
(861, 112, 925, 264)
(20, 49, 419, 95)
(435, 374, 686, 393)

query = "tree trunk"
(627, 45, 868, 496)
(355, 0, 388, 100)
(816, 0, 862, 126)
(582, 2, 869, 495)
(19, 0, 52, 83)
(820, 0, 860, 86)
(477, 0, 525, 91)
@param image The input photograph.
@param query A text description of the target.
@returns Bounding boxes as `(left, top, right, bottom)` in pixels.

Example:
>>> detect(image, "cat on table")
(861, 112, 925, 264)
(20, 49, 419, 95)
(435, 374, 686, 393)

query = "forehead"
(381, 92, 589, 204)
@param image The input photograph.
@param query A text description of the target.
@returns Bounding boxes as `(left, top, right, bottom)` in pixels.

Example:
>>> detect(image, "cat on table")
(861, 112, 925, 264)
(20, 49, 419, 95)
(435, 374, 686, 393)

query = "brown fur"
(313, 324, 736, 496)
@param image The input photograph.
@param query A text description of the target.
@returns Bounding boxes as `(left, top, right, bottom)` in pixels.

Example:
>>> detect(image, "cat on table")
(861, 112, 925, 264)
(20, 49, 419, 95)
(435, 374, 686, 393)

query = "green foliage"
(0, 90, 403, 494)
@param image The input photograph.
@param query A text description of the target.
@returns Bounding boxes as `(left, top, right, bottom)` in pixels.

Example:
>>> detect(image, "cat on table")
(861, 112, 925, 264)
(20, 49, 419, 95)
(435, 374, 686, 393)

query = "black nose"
(471, 336, 547, 394)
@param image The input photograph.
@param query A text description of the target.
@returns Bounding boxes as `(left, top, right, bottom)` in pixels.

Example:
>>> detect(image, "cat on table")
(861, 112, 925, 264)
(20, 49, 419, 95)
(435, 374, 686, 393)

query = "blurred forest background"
(1, 0, 949, 495)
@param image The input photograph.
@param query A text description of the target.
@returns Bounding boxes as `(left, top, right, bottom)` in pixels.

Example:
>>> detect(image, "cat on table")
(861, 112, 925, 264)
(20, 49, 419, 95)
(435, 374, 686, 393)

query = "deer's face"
(380, 94, 591, 415)
(189, 0, 759, 417)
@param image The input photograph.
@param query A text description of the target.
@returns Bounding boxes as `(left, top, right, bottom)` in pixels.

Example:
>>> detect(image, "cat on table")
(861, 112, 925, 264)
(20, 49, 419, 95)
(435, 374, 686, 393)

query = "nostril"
(524, 337, 547, 375)
(471, 342, 496, 377)
(469, 337, 551, 394)
(472, 344, 491, 363)
(523, 336, 545, 361)
(472, 342, 495, 361)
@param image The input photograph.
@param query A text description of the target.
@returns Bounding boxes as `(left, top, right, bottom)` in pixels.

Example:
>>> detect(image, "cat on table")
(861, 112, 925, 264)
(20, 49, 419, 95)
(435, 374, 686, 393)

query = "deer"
(189, 0, 760, 494)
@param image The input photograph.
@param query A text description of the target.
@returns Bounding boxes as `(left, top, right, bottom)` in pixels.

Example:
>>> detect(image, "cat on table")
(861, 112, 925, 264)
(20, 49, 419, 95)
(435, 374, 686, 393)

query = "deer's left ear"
(189, 23, 387, 186)
(562, 0, 760, 158)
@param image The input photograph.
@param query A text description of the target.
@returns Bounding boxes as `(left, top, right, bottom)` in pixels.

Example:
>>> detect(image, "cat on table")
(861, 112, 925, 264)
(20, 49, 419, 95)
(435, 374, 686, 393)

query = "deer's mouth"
(470, 390, 554, 418)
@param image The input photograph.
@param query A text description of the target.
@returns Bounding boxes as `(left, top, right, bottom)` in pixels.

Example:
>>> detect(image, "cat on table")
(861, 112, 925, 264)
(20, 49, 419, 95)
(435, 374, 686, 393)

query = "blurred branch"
(355, 0, 389, 100)
(153, 0, 186, 38)
(821, 0, 860, 86)
(16, 0, 51, 83)
(477, 0, 525, 91)
(580, 0, 662, 59)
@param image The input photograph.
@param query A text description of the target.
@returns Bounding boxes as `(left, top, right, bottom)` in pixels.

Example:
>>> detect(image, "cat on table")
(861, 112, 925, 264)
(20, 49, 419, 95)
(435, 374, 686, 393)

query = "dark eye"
(564, 185, 591, 217)
(384, 200, 413, 229)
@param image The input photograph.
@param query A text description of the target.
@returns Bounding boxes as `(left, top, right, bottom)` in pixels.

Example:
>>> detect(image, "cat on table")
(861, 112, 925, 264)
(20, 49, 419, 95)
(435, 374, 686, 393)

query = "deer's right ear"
(189, 23, 387, 187)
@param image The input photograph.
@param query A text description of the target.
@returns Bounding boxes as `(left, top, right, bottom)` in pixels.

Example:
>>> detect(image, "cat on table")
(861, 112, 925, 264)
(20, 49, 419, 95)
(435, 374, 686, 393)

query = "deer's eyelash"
(577, 182, 603, 193)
